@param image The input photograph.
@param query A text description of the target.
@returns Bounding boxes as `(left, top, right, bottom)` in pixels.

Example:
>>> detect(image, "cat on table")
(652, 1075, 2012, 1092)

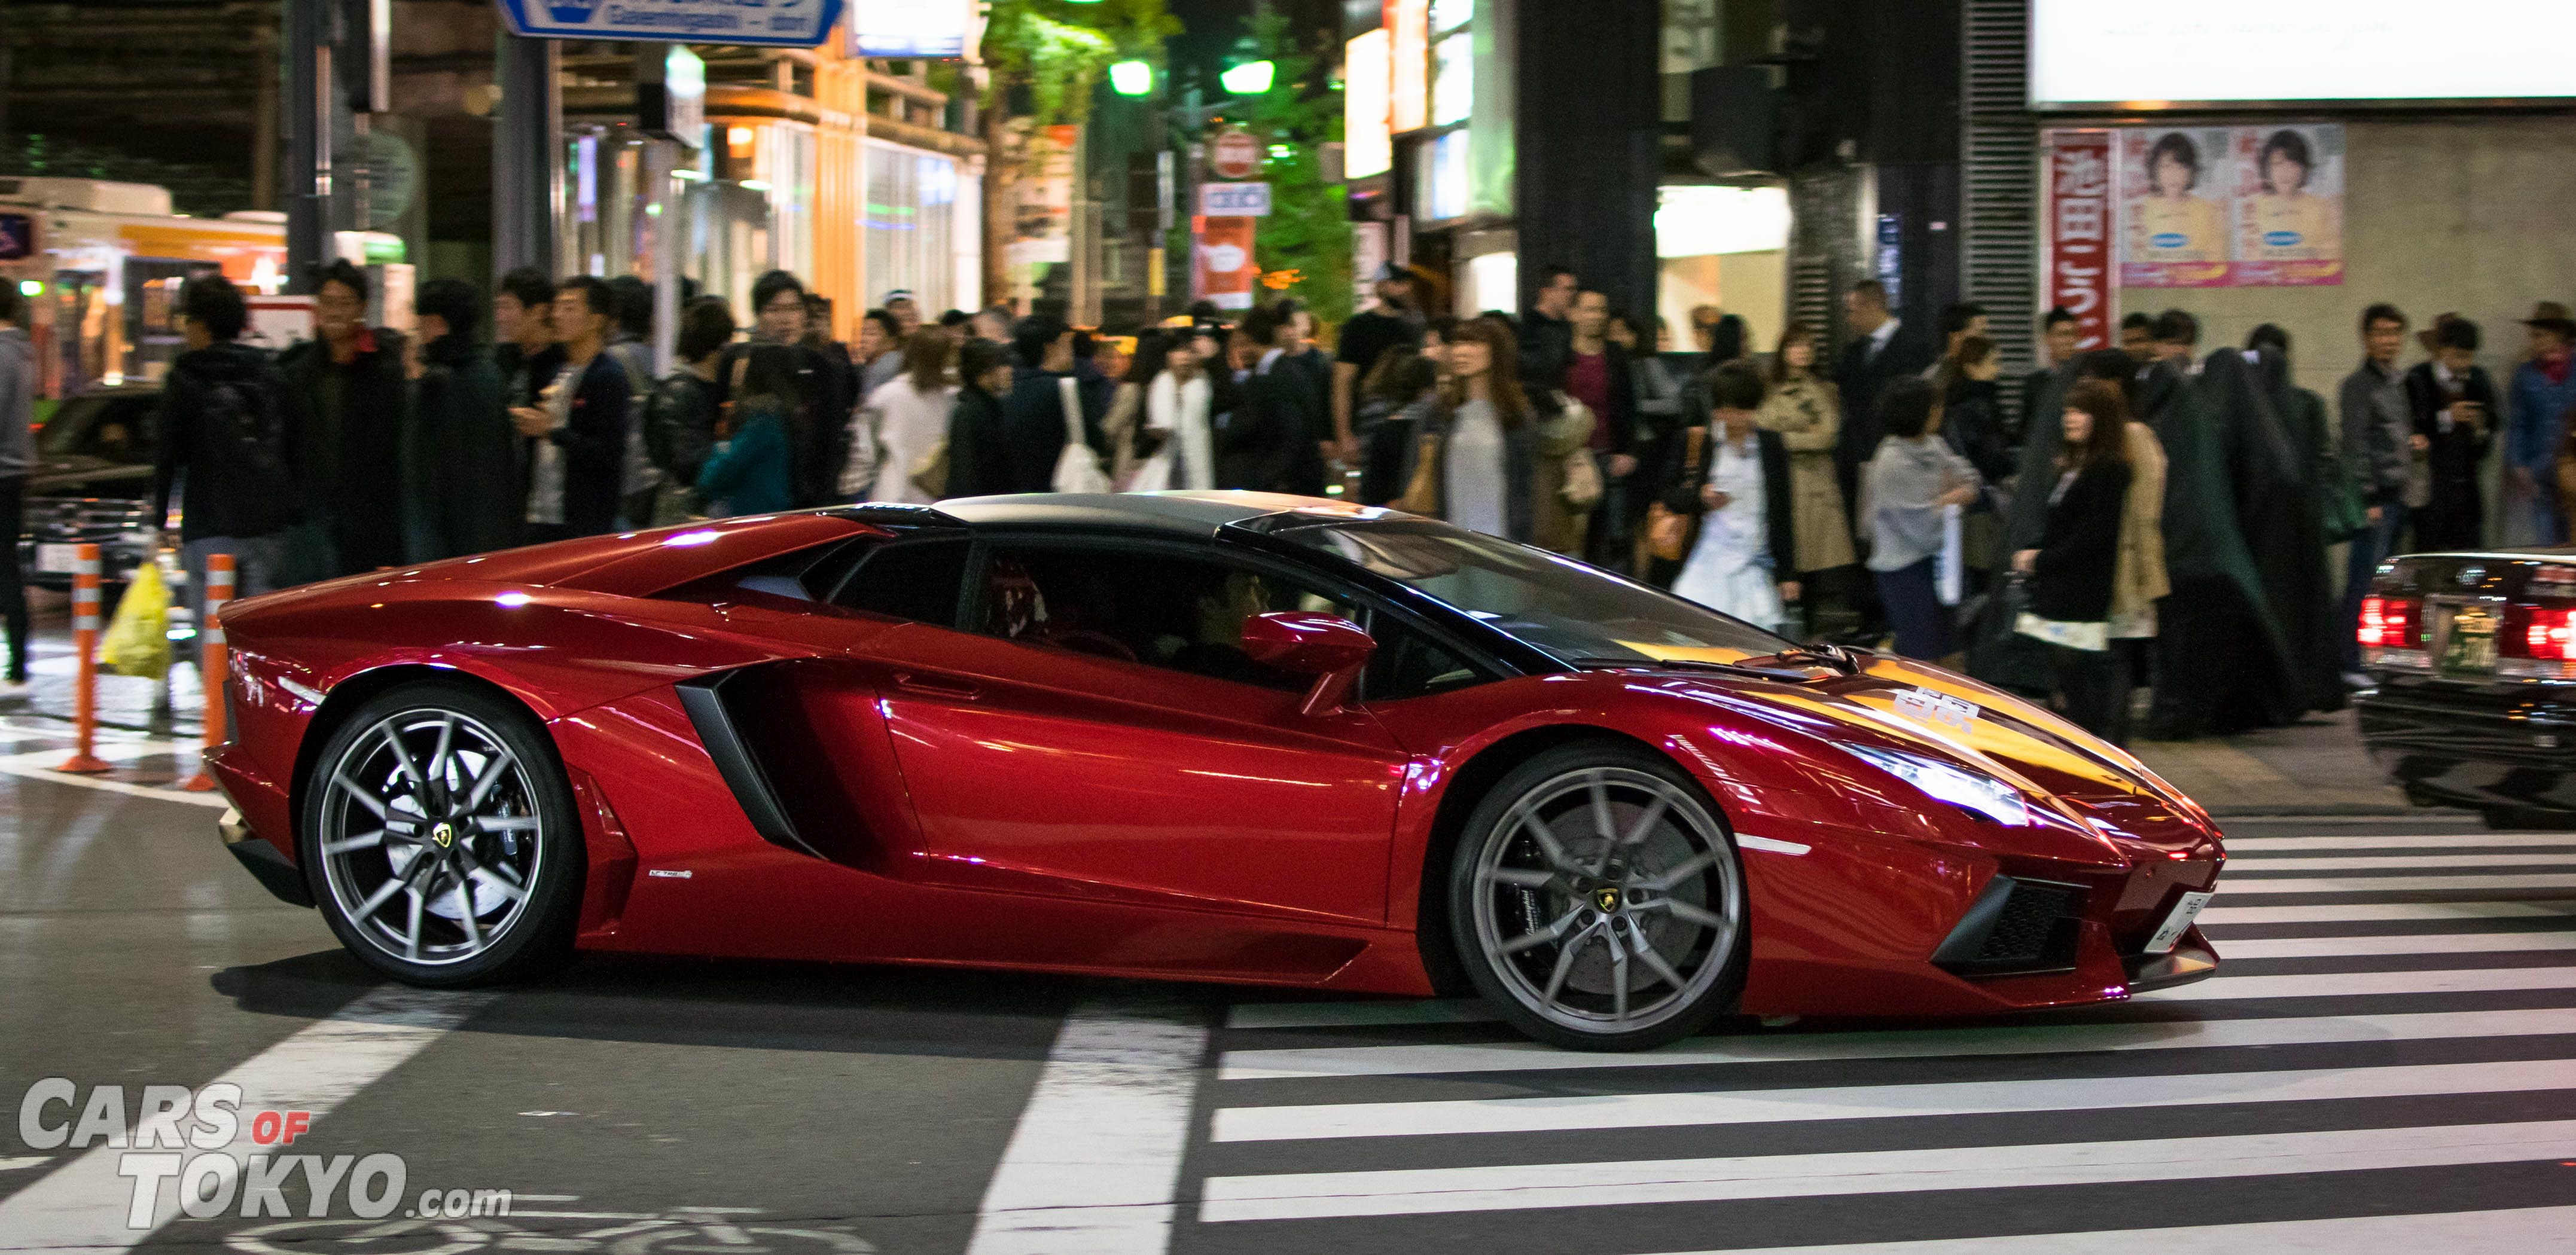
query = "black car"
(16, 387, 163, 591)
(2354, 548, 2576, 827)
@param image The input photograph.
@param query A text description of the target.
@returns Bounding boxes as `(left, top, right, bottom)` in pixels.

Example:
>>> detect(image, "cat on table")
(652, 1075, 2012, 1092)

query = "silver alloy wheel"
(315, 709, 546, 967)
(1468, 766, 1742, 1037)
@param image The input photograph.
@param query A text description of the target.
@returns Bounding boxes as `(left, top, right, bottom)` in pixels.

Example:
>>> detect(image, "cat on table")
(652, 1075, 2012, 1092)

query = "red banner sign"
(1193, 215, 1258, 311)
(2042, 129, 2115, 352)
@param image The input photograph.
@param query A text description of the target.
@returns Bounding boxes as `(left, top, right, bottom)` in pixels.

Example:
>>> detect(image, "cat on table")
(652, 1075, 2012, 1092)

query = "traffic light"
(1109, 60, 1154, 97)
(1220, 58, 1275, 96)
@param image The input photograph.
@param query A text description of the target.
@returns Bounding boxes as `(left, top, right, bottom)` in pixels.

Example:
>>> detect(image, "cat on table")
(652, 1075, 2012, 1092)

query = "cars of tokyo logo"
(17, 1080, 509, 1226)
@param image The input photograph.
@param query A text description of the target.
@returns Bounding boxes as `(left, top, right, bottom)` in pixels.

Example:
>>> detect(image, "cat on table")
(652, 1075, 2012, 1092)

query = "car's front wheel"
(301, 681, 583, 986)
(1448, 743, 1748, 1051)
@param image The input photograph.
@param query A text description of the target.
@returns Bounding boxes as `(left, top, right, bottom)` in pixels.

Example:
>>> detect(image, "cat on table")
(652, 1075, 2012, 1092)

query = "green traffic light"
(1220, 59, 1275, 96)
(1109, 60, 1154, 97)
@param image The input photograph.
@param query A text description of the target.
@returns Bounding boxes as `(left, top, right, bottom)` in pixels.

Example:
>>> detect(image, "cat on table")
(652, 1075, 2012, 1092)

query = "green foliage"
(980, 0, 1180, 126)
(1225, 8, 1353, 323)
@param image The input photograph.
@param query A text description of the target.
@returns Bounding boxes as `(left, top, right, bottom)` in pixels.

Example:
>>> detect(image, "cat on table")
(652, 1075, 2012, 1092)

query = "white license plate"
(33, 543, 82, 575)
(2144, 890, 2215, 955)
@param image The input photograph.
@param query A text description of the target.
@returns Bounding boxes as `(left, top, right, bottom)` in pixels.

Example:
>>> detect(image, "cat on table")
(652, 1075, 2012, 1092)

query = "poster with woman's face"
(2233, 124, 2345, 285)
(2120, 127, 2233, 286)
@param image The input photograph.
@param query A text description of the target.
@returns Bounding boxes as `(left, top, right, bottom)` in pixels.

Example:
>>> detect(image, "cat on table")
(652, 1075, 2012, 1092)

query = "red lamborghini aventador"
(207, 492, 2223, 1050)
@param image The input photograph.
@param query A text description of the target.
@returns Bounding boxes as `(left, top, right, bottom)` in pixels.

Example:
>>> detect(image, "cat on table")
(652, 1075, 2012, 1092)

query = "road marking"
(1197, 1118, 2576, 1222)
(2225, 853, 2576, 870)
(0, 985, 494, 1251)
(1208, 1056, 2576, 1143)
(964, 989, 1208, 1255)
(2211, 873, 2576, 894)
(2203, 900, 2574, 925)
(2218, 930, 2576, 958)
(0, 742, 228, 810)
(2226, 833, 2576, 851)
(2145, 964, 2576, 1000)
(1214, 1005, 2576, 1081)
(1226, 1000, 1497, 1030)
(1664, 1203, 2576, 1254)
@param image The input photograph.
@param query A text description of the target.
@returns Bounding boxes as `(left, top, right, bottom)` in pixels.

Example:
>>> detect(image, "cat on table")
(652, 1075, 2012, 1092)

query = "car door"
(859, 535, 1411, 926)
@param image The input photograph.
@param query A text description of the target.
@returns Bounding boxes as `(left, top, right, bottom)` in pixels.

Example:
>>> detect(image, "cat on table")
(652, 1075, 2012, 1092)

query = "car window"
(830, 535, 971, 625)
(40, 396, 156, 462)
(975, 545, 1361, 693)
(1363, 617, 1486, 703)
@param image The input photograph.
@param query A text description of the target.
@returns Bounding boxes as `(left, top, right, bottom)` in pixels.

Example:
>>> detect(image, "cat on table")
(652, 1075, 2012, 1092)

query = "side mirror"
(1242, 611, 1376, 716)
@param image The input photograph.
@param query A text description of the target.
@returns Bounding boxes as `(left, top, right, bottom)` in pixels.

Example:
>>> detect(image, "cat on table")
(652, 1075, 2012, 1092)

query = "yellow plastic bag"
(100, 560, 173, 680)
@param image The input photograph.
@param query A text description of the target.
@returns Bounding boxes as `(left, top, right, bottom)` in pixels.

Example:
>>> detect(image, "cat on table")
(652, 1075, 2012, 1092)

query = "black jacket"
(1520, 312, 1574, 385)
(532, 353, 632, 537)
(718, 340, 851, 507)
(1652, 425, 1795, 580)
(1941, 380, 2017, 485)
(1218, 359, 1327, 494)
(2403, 361, 2499, 494)
(279, 329, 409, 572)
(411, 335, 521, 558)
(2026, 461, 2134, 623)
(642, 370, 721, 488)
(1833, 324, 1936, 477)
(943, 384, 1014, 499)
(152, 341, 303, 543)
(997, 367, 1110, 493)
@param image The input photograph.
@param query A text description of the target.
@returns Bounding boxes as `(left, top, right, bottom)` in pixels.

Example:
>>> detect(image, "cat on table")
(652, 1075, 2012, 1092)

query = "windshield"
(1259, 516, 1792, 665)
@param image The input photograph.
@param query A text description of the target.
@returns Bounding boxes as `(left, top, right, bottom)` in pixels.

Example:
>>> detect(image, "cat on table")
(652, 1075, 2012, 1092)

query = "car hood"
(1611, 646, 2208, 834)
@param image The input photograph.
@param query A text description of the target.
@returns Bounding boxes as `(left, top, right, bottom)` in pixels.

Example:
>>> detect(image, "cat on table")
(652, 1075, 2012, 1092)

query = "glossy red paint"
(210, 505, 2223, 1018)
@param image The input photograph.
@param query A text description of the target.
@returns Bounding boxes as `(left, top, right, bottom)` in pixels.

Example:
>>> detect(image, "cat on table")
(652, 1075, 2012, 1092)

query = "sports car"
(208, 492, 2223, 1051)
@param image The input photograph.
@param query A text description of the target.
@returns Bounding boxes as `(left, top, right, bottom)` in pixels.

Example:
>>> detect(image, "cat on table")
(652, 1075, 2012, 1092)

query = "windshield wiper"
(1569, 656, 1814, 682)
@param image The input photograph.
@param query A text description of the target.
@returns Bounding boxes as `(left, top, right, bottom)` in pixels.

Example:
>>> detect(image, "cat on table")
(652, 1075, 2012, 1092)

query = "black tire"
(1446, 741, 1748, 1051)
(300, 680, 583, 986)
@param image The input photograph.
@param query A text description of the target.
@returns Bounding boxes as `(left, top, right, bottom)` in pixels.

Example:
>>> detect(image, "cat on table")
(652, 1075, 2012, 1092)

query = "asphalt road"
(4, 716, 2576, 1254)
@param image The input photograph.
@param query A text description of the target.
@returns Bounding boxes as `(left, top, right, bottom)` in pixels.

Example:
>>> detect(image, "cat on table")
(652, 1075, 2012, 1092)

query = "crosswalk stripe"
(2218, 929, 2576, 958)
(2203, 900, 2575, 925)
(965, 989, 1206, 1255)
(2223, 853, 2576, 870)
(2210, 874, 2576, 894)
(1196, 1118, 2576, 1222)
(2226, 833, 2576, 851)
(1214, 1005, 2576, 1081)
(1209, 1056, 2576, 1143)
(1654, 1204, 2576, 1254)
(0, 987, 495, 1251)
(2145, 964, 2576, 1000)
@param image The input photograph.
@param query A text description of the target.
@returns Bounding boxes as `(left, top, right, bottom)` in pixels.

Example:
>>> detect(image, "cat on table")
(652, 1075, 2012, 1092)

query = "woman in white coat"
(1130, 334, 1217, 492)
(851, 329, 956, 503)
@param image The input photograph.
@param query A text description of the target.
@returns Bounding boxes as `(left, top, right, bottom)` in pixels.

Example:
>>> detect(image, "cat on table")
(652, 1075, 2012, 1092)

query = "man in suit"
(1833, 279, 1935, 537)
(1217, 306, 1328, 494)
(2404, 316, 2499, 551)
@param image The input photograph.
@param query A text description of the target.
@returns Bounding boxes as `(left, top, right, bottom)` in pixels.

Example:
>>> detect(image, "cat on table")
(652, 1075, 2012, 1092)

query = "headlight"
(1848, 745, 2029, 826)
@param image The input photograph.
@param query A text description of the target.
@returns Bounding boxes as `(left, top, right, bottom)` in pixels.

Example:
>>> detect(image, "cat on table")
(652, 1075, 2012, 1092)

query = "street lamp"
(1109, 60, 1154, 97)
(1220, 58, 1275, 96)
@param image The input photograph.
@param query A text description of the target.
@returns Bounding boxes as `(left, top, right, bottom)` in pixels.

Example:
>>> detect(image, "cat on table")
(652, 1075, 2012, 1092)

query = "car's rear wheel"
(301, 682, 582, 986)
(1448, 743, 1748, 1051)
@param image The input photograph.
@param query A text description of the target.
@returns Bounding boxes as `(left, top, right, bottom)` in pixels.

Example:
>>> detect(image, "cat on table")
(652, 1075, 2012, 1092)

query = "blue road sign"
(495, 0, 845, 48)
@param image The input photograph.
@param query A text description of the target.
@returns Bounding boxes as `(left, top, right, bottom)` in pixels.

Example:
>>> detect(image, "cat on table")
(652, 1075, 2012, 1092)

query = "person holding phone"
(2404, 316, 2498, 551)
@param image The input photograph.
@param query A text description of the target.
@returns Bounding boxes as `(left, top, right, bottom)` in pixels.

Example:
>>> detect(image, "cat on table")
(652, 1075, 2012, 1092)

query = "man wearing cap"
(2510, 301, 2576, 545)
(1331, 265, 1423, 462)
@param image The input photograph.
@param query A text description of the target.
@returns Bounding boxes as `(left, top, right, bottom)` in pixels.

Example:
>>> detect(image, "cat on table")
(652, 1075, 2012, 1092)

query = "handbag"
(1644, 426, 1707, 563)
(910, 441, 950, 499)
(1562, 447, 1603, 511)
(1049, 376, 1112, 494)
(1396, 430, 1444, 515)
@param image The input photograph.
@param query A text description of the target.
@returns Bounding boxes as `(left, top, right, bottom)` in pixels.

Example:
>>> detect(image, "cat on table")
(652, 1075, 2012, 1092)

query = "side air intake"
(1931, 875, 2087, 978)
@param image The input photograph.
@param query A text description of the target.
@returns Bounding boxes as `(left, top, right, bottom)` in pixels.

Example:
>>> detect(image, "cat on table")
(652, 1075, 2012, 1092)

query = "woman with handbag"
(1666, 361, 1799, 633)
(854, 329, 957, 504)
(1130, 334, 1221, 492)
(2011, 380, 2136, 738)
(1752, 322, 1853, 621)
(1397, 319, 1585, 549)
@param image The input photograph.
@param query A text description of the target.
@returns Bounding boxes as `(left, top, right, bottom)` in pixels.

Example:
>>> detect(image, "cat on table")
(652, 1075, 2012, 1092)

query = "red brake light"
(2358, 596, 2418, 649)
(2509, 605, 2576, 661)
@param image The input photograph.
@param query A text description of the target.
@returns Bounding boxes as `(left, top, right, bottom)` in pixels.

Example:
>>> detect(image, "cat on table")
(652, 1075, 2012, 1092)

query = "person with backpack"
(152, 274, 302, 615)
(642, 297, 735, 523)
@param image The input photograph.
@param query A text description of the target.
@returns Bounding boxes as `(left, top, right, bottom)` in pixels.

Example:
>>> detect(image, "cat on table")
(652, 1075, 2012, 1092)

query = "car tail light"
(2508, 605, 2576, 661)
(2358, 596, 2418, 649)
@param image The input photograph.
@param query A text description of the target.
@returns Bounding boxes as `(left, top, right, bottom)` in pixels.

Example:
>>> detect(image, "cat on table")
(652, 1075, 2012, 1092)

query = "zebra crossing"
(1173, 817, 2576, 1253)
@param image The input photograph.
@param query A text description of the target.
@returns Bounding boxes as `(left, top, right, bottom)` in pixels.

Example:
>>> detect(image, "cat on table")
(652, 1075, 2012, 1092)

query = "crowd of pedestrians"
(29, 249, 2572, 749)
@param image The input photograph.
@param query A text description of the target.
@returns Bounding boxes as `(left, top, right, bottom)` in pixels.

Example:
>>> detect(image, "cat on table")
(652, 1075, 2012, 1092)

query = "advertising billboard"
(2031, 0, 2576, 108)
